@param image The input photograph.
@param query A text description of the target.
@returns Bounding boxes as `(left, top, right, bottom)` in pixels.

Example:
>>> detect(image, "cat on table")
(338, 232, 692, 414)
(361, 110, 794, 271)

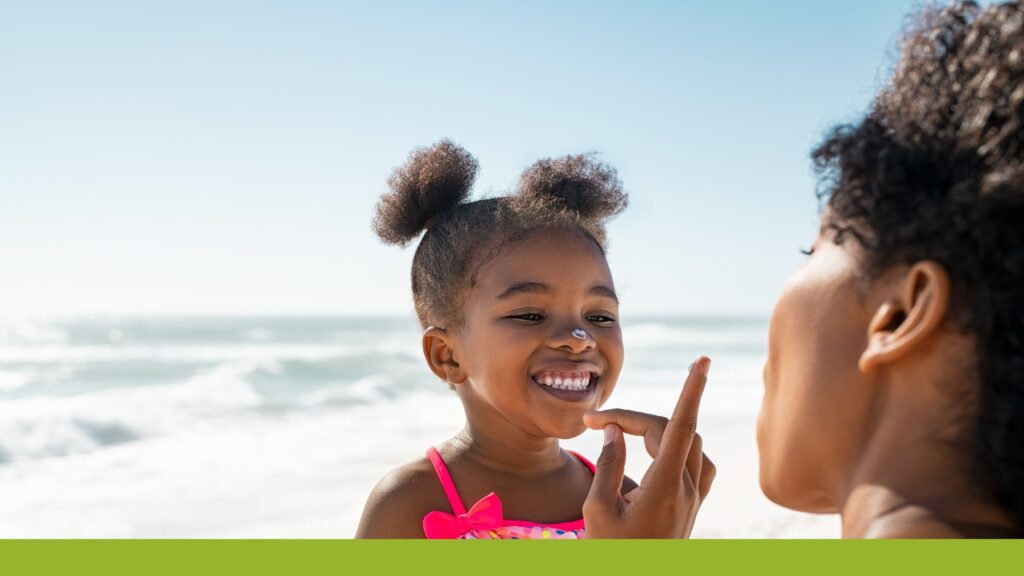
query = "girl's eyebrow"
(496, 282, 549, 300)
(495, 282, 618, 302)
(589, 285, 619, 302)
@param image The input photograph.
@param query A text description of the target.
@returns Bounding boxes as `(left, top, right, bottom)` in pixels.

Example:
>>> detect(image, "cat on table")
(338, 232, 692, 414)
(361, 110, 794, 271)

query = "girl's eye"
(587, 314, 616, 324)
(799, 247, 815, 256)
(509, 313, 545, 322)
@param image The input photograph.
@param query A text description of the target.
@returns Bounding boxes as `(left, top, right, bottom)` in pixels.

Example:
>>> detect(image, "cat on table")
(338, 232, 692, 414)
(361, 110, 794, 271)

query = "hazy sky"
(1, 0, 922, 317)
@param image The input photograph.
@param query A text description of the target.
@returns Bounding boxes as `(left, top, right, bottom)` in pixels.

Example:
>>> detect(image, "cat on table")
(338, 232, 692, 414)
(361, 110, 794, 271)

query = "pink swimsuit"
(421, 447, 596, 539)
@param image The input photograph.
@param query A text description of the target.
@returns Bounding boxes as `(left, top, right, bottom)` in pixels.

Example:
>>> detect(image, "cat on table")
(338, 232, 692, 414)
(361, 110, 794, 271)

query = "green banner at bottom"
(1, 540, 1019, 575)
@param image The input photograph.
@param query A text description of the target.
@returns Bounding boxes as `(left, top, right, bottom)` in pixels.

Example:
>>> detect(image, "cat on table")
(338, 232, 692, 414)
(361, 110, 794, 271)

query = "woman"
(583, 0, 1024, 538)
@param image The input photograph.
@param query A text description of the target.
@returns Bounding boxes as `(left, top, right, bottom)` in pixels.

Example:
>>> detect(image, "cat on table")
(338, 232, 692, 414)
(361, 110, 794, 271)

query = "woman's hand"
(582, 356, 715, 538)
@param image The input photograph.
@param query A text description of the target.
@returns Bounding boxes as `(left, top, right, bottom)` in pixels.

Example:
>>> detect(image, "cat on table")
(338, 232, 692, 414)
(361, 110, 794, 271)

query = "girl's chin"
(547, 422, 589, 440)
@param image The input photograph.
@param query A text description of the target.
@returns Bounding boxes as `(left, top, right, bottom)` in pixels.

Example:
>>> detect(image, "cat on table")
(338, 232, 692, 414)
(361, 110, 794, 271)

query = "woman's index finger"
(645, 356, 710, 488)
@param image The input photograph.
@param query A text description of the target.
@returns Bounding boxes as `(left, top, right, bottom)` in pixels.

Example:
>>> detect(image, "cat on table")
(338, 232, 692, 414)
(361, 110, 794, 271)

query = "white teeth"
(534, 372, 593, 391)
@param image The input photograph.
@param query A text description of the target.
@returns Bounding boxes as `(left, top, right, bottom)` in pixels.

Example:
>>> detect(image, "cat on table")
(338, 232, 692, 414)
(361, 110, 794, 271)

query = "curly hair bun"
(875, 1, 1024, 198)
(373, 139, 479, 246)
(516, 154, 628, 221)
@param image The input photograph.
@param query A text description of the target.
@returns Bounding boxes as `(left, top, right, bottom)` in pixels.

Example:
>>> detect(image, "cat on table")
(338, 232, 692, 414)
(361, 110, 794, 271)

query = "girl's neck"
(452, 424, 567, 478)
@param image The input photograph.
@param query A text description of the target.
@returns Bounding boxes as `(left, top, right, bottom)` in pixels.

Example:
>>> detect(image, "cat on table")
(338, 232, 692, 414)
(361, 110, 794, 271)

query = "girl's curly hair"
(373, 139, 628, 329)
(813, 1, 1024, 526)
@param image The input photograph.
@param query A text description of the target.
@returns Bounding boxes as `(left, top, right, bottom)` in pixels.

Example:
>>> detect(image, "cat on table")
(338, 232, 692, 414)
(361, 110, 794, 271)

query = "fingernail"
(691, 356, 710, 377)
(688, 361, 695, 373)
(603, 424, 618, 446)
(701, 356, 712, 377)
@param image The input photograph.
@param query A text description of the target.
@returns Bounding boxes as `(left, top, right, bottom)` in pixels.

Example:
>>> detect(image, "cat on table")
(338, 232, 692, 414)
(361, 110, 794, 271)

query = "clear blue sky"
(0, 0, 922, 317)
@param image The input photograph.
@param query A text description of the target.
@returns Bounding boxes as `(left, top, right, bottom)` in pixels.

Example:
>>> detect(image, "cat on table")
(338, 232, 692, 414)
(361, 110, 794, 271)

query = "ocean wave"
(0, 317, 770, 466)
(298, 376, 408, 408)
(0, 337, 429, 403)
(0, 369, 33, 392)
(0, 418, 140, 464)
(0, 320, 70, 346)
(623, 322, 767, 350)
(0, 342, 421, 364)
(0, 413, 142, 464)
(0, 361, 263, 464)
(0, 355, 433, 464)
(0, 317, 422, 346)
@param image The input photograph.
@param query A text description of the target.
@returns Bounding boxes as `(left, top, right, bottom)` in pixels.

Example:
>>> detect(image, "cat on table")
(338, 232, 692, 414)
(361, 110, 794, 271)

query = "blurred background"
(1, 0, 922, 536)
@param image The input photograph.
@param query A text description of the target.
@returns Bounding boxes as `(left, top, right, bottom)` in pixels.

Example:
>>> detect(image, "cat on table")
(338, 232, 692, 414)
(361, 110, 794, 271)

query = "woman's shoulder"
(862, 504, 1020, 538)
(355, 455, 450, 538)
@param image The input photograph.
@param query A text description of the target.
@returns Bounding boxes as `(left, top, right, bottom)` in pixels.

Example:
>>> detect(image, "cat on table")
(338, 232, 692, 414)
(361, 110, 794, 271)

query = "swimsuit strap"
(425, 447, 596, 518)
(426, 447, 467, 516)
(567, 450, 597, 474)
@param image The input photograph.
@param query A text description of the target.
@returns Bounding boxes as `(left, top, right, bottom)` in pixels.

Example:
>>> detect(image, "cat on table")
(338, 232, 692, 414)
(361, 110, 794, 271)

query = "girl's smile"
(531, 363, 601, 401)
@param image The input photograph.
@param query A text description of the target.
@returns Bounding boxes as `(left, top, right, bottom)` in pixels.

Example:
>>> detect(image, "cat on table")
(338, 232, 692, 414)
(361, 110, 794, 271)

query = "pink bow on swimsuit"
(422, 492, 504, 539)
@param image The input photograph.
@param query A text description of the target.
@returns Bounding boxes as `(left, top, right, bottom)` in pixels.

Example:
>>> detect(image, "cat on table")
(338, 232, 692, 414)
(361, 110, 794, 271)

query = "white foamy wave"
(623, 322, 766, 348)
(0, 389, 468, 537)
(0, 366, 74, 393)
(0, 369, 33, 392)
(241, 328, 276, 342)
(0, 342, 420, 364)
(613, 357, 766, 419)
(0, 361, 265, 464)
(620, 357, 763, 386)
(0, 320, 70, 346)
(299, 376, 396, 407)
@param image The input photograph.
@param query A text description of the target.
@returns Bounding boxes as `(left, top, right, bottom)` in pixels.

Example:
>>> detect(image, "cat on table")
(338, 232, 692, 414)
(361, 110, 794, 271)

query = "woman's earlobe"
(422, 326, 467, 385)
(859, 301, 904, 373)
(858, 261, 951, 373)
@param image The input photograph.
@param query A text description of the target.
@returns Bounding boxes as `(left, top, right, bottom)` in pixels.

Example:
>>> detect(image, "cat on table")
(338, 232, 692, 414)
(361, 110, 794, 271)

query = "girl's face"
(451, 227, 624, 440)
(758, 224, 878, 512)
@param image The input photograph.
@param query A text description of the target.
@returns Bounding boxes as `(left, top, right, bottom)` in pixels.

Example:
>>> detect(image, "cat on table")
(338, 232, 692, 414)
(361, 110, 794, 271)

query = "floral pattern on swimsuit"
(460, 525, 585, 540)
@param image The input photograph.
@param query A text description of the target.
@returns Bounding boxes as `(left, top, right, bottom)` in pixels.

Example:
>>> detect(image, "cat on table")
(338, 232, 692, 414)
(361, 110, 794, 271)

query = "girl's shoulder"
(355, 455, 451, 538)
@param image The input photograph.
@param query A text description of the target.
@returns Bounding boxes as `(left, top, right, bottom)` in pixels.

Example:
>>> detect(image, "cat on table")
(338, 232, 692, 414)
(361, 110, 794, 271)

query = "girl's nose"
(549, 325, 595, 353)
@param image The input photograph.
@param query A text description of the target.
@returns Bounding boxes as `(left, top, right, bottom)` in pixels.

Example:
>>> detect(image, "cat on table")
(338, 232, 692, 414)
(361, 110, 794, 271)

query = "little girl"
(356, 140, 633, 539)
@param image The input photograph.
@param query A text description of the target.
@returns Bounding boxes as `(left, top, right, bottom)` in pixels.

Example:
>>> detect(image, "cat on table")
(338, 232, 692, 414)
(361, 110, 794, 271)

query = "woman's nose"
(549, 324, 595, 353)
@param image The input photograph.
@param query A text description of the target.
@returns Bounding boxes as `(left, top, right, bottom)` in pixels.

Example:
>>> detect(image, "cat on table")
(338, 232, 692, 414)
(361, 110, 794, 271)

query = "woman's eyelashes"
(586, 314, 616, 325)
(799, 246, 816, 256)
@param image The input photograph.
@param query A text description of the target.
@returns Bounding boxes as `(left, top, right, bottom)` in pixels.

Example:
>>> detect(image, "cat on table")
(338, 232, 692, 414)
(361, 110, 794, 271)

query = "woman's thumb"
(585, 424, 626, 518)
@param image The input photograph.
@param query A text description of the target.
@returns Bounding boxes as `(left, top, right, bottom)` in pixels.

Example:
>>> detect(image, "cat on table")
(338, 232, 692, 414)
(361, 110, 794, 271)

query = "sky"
(0, 0, 924, 317)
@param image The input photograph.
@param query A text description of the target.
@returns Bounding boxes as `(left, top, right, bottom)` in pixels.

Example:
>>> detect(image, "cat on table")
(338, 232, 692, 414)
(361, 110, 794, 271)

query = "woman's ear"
(858, 261, 951, 373)
(422, 326, 467, 385)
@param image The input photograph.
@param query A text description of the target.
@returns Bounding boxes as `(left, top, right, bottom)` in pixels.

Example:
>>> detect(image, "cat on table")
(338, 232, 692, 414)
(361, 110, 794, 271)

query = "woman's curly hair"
(372, 139, 628, 330)
(813, 1, 1024, 526)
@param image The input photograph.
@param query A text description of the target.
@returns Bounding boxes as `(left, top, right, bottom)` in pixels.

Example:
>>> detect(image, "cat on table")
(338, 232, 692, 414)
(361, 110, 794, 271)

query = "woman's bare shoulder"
(354, 456, 450, 538)
(865, 517, 964, 538)
(863, 506, 996, 539)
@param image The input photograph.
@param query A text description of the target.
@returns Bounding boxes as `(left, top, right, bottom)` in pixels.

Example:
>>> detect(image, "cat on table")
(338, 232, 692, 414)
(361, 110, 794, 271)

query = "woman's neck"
(840, 481, 1021, 537)
(839, 392, 1019, 538)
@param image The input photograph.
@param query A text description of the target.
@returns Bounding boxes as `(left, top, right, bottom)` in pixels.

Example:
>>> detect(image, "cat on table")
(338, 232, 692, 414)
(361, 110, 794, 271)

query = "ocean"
(0, 316, 838, 538)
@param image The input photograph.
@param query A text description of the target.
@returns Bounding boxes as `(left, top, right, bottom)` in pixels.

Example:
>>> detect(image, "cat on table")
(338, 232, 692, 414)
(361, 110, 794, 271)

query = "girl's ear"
(858, 261, 951, 373)
(422, 326, 468, 385)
